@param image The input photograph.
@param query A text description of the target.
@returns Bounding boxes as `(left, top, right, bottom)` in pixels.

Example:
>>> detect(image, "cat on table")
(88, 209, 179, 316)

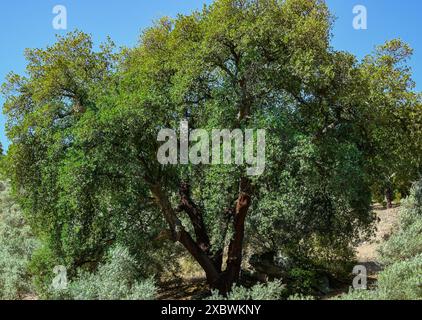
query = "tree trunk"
(150, 180, 251, 295)
(385, 186, 393, 209)
(150, 183, 220, 282)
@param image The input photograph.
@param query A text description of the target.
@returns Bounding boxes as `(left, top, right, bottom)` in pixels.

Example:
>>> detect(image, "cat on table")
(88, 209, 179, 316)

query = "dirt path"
(356, 205, 401, 277)
(321, 205, 402, 299)
(157, 278, 209, 300)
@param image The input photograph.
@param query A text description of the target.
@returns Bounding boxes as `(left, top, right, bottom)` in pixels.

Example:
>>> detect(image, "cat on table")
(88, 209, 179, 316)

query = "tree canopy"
(2, 0, 421, 293)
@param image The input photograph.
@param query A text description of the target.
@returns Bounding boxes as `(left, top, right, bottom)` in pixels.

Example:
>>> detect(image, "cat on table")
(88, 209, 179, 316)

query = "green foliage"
(336, 288, 376, 300)
(361, 40, 421, 201)
(27, 244, 61, 298)
(250, 135, 373, 270)
(287, 268, 319, 295)
(51, 246, 156, 300)
(375, 254, 422, 300)
(1, 30, 168, 284)
(339, 254, 422, 300)
(379, 218, 422, 266)
(1, 31, 119, 271)
(1, 0, 420, 294)
(0, 181, 38, 299)
(207, 280, 286, 300)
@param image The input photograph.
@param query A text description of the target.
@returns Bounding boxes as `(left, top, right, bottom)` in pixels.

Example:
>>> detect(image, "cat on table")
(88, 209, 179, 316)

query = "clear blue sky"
(1, 0, 421, 151)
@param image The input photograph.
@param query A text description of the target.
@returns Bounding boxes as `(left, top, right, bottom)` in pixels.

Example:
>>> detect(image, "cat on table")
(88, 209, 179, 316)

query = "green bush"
(378, 182, 422, 265)
(28, 244, 62, 298)
(339, 180, 422, 300)
(0, 181, 38, 299)
(336, 288, 378, 300)
(207, 280, 286, 300)
(287, 268, 319, 295)
(375, 254, 422, 300)
(378, 218, 422, 266)
(51, 245, 156, 300)
(339, 254, 422, 300)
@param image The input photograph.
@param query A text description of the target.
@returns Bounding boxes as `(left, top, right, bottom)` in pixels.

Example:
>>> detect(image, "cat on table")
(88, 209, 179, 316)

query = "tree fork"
(150, 183, 221, 286)
(177, 182, 211, 253)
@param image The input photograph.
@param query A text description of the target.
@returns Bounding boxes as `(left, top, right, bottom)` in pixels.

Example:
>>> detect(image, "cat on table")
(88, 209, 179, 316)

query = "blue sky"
(0, 0, 421, 151)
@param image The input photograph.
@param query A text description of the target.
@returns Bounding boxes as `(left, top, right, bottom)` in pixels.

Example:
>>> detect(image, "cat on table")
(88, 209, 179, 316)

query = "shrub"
(378, 182, 422, 266)
(28, 244, 61, 298)
(0, 181, 38, 299)
(51, 245, 156, 300)
(339, 179, 422, 300)
(378, 218, 422, 266)
(339, 254, 422, 300)
(128, 279, 158, 300)
(207, 280, 286, 300)
(287, 268, 319, 295)
(375, 254, 422, 300)
(336, 288, 378, 300)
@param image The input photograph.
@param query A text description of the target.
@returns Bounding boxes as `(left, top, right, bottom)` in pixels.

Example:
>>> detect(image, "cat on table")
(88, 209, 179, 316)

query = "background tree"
(359, 40, 421, 207)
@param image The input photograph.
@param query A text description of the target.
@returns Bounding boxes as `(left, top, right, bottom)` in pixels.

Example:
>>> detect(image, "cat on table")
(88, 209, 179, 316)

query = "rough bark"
(177, 182, 211, 253)
(150, 183, 220, 284)
(150, 179, 252, 294)
(216, 178, 252, 292)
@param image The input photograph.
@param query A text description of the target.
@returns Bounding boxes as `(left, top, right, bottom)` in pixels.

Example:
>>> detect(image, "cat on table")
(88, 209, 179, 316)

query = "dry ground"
(356, 205, 401, 276)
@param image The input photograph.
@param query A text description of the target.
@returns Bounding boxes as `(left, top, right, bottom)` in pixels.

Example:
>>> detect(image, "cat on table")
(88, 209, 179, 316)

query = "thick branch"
(225, 177, 252, 283)
(177, 182, 211, 253)
(149, 183, 219, 283)
(178, 229, 220, 282)
(150, 183, 180, 236)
